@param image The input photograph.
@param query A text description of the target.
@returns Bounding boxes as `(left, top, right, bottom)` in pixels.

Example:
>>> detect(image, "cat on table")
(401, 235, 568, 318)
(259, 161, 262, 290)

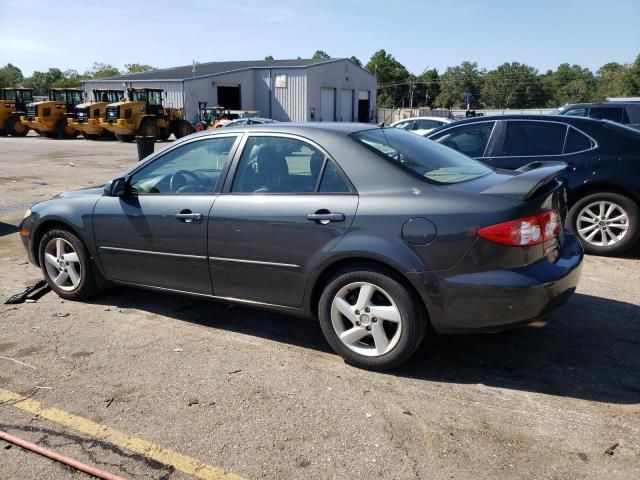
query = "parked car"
(557, 102, 640, 130)
(425, 115, 640, 255)
(390, 116, 454, 135)
(222, 117, 277, 128)
(20, 124, 583, 370)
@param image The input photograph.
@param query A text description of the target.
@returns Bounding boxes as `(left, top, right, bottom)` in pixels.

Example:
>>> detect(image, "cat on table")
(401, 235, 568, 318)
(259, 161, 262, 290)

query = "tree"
(595, 62, 635, 99)
(541, 64, 596, 106)
(0, 63, 24, 88)
(349, 56, 362, 67)
(435, 61, 485, 109)
(630, 54, 640, 94)
(366, 49, 410, 108)
(481, 62, 547, 108)
(264, 55, 274, 61)
(312, 50, 330, 60)
(124, 63, 156, 74)
(85, 62, 121, 79)
(24, 68, 66, 95)
(413, 69, 440, 108)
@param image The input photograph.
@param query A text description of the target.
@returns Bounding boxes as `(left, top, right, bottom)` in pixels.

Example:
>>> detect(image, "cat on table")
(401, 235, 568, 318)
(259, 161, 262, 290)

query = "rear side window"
(590, 107, 623, 123)
(394, 120, 414, 131)
(429, 122, 495, 158)
(415, 119, 441, 130)
(352, 128, 491, 184)
(563, 128, 592, 154)
(501, 121, 566, 156)
(562, 107, 587, 117)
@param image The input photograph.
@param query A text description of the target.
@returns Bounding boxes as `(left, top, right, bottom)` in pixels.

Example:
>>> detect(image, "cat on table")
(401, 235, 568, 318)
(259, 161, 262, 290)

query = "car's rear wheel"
(318, 268, 426, 370)
(568, 192, 639, 256)
(38, 228, 97, 300)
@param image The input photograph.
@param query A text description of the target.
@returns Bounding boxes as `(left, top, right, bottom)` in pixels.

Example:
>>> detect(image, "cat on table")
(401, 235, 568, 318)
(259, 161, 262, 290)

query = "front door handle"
(174, 210, 203, 223)
(306, 211, 345, 224)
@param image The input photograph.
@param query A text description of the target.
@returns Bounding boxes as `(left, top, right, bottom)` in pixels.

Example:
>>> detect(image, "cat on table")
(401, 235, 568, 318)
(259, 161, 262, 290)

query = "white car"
(390, 116, 454, 135)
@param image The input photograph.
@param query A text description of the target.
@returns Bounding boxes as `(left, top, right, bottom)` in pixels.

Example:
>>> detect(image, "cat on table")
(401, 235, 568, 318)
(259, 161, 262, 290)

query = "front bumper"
(411, 231, 584, 333)
(99, 119, 133, 135)
(68, 118, 103, 135)
(21, 116, 53, 132)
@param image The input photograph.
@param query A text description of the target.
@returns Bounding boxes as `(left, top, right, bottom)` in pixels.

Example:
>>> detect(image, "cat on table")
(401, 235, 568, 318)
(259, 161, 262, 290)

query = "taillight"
(477, 210, 559, 246)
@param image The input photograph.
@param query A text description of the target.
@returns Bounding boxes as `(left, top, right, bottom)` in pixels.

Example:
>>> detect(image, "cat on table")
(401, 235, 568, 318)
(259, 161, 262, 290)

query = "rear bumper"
(411, 231, 584, 334)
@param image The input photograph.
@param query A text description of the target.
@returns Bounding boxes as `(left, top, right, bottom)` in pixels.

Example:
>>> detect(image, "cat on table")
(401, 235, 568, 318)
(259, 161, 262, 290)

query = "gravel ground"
(0, 135, 638, 480)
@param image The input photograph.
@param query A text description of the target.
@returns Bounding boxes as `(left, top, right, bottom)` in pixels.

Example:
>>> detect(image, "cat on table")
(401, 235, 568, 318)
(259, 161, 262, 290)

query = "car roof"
(391, 116, 452, 124)
(190, 122, 380, 139)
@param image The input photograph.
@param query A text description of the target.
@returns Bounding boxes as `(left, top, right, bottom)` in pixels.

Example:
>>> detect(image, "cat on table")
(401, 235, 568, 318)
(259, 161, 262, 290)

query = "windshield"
(351, 128, 492, 184)
(19, 90, 33, 103)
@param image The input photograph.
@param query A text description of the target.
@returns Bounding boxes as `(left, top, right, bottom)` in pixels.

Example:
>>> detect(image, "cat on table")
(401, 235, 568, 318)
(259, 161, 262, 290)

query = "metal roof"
(92, 58, 347, 82)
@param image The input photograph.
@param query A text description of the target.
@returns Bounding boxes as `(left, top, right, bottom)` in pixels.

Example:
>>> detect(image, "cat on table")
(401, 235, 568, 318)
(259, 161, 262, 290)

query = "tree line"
(2, 51, 639, 109)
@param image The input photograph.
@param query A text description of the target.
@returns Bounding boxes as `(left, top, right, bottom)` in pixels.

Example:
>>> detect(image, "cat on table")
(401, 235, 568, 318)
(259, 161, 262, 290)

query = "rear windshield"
(351, 128, 492, 184)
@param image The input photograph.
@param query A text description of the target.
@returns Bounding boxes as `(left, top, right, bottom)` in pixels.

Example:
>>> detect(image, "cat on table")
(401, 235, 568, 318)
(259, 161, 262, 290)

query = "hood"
(52, 185, 104, 199)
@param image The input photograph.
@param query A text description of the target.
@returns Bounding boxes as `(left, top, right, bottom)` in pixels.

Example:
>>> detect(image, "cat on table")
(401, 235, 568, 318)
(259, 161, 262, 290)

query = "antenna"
(192, 60, 196, 78)
(381, 64, 430, 126)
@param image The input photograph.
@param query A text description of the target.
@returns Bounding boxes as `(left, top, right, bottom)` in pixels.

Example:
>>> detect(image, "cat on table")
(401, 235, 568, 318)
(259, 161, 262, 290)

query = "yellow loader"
(0, 87, 33, 137)
(100, 88, 193, 142)
(21, 88, 83, 139)
(68, 89, 122, 140)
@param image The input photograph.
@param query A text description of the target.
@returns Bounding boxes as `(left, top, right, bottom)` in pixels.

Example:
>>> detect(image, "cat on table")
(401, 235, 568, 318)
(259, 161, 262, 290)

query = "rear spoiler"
(482, 161, 567, 201)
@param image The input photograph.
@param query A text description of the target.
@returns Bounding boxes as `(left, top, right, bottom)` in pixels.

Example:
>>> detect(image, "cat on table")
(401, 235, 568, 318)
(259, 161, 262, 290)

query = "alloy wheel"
(43, 238, 82, 292)
(330, 282, 402, 357)
(576, 200, 629, 247)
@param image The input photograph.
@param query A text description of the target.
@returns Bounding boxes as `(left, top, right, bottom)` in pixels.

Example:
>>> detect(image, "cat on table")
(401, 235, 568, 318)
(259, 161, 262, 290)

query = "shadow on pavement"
(89, 288, 639, 404)
(0, 222, 18, 237)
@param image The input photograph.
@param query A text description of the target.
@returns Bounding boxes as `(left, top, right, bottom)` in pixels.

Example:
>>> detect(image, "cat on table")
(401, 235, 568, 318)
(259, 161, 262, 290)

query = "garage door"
(340, 89, 354, 122)
(320, 88, 335, 122)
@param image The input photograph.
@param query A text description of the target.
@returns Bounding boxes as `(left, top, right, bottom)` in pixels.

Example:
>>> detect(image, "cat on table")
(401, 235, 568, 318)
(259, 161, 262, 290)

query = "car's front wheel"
(568, 192, 639, 256)
(38, 228, 97, 300)
(318, 268, 426, 370)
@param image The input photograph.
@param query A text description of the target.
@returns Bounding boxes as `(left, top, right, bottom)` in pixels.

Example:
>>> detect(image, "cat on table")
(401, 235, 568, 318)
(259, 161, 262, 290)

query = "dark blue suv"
(426, 115, 640, 256)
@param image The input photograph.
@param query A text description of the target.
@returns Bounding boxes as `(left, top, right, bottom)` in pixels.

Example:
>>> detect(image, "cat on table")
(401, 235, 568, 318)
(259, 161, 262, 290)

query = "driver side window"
(130, 136, 237, 194)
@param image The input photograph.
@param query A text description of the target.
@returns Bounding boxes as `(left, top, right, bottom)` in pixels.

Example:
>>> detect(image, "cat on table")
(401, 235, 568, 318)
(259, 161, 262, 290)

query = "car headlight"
(23, 208, 31, 219)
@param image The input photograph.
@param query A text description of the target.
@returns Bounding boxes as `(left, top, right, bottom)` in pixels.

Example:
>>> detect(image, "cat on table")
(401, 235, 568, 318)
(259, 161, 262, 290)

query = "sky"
(1, 0, 638, 77)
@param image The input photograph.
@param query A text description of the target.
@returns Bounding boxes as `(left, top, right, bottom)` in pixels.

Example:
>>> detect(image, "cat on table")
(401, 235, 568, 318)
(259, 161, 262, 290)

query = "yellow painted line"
(0, 388, 245, 480)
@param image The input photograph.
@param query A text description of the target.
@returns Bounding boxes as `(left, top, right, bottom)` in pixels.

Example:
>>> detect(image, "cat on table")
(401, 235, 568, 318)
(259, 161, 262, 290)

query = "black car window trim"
(221, 132, 357, 195)
(495, 119, 598, 158)
(124, 133, 242, 196)
(428, 119, 498, 158)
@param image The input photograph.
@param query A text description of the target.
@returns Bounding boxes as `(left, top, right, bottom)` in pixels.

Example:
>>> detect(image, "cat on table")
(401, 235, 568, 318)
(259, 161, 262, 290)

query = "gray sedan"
(19, 123, 583, 370)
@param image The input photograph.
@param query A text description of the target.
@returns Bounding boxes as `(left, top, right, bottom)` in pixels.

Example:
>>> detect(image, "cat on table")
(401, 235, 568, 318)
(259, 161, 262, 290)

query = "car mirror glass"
(105, 177, 127, 197)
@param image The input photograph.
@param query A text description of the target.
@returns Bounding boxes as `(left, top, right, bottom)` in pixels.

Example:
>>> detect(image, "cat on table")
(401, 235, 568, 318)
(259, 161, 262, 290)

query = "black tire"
(0, 129, 7, 136)
(55, 116, 78, 139)
(84, 133, 100, 140)
(567, 191, 640, 256)
(7, 116, 29, 137)
(138, 118, 158, 138)
(116, 134, 135, 143)
(318, 267, 426, 371)
(158, 127, 170, 141)
(173, 119, 194, 139)
(38, 228, 98, 301)
(44, 131, 58, 138)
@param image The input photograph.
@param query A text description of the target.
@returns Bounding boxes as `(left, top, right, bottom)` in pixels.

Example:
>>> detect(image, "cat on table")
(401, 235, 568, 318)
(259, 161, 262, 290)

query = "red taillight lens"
(477, 210, 559, 246)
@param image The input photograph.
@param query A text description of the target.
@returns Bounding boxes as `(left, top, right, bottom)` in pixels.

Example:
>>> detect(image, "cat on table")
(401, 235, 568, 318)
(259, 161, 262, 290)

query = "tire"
(0, 129, 7, 136)
(138, 118, 157, 138)
(194, 122, 207, 132)
(55, 117, 78, 139)
(38, 228, 98, 301)
(158, 127, 170, 141)
(44, 131, 58, 138)
(173, 119, 194, 139)
(318, 268, 426, 371)
(567, 191, 640, 256)
(116, 134, 135, 143)
(84, 133, 100, 140)
(7, 116, 28, 137)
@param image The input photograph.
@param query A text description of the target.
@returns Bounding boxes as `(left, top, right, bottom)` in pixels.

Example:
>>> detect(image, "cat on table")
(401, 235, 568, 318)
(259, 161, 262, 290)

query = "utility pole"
(409, 81, 415, 109)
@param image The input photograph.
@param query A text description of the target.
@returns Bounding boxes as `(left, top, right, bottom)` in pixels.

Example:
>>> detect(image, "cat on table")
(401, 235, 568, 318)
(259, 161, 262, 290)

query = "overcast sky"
(1, 0, 638, 76)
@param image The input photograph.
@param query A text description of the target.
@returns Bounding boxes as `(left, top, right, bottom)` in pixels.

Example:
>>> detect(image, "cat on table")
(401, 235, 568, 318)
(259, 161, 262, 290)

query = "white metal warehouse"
(83, 58, 377, 125)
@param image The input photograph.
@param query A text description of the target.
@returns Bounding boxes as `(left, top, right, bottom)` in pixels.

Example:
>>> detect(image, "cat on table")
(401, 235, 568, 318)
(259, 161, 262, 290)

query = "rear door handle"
(174, 210, 203, 223)
(306, 212, 345, 224)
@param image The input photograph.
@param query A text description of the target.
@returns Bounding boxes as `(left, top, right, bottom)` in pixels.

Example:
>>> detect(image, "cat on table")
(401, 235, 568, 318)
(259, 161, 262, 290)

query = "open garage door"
(320, 87, 335, 122)
(217, 86, 241, 110)
(340, 89, 354, 122)
(358, 90, 370, 123)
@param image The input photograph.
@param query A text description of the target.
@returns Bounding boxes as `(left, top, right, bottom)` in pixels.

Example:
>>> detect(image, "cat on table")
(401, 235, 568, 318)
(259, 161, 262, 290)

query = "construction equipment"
(100, 88, 193, 142)
(0, 87, 33, 137)
(194, 102, 259, 131)
(21, 88, 83, 139)
(68, 89, 122, 140)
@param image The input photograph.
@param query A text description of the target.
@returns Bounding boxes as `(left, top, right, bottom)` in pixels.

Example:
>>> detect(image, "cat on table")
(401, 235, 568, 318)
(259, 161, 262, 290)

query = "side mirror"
(104, 177, 127, 197)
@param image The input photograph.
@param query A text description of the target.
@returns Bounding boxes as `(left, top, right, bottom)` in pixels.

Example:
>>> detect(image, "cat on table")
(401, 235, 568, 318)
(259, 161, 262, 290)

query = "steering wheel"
(169, 170, 201, 193)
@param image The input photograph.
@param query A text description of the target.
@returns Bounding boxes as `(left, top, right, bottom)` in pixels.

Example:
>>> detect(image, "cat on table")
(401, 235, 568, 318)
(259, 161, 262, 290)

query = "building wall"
(306, 60, 377, 122)
(254, 68, 307, 122)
